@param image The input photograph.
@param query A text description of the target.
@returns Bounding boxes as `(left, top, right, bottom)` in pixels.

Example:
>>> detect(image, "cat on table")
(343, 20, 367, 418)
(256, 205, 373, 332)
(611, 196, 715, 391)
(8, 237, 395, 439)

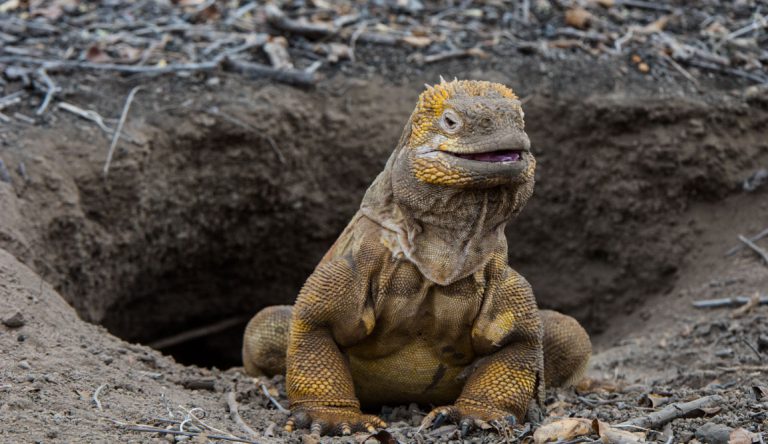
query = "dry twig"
(411, 47, 487, 64)
(149, 316, 246, 349)
(732, 293, 763, 318)
(104, 86, 142, 178)
(34, 67, 58, 115)
(57, 102, 113, 134)
(717, 365, 768, 372)
(0, 91, 26, 110)
(92, 383, 107, 410)
(121, 424, 261, 444)
(720, 13, 768, 44)
(661, 54, 700, 90)
(227, 391, 259, 439)
(738, 234, 768, 265)
(726, 227, 768, 256)
(260, 383, 289, 413)
(13, 112, 35, 124)
(615, 0, 675, 12)
(693, 295, 768, 309)
(0, 55, 221, 75)
(177, 405, 233, 438)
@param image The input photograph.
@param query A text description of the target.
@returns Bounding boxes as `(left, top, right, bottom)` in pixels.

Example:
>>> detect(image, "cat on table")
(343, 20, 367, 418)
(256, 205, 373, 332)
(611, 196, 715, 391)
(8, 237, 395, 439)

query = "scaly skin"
(242, 79, 592, 436)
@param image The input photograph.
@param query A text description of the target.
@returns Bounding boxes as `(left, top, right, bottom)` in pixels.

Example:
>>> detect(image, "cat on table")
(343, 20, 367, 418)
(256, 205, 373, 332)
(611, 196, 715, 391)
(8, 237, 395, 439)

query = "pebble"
(757, 334, 768, 352)
(714, 348, 733, 357)
(18, 360, 30, 370)
(2, 312, 25, 328)
(300, 435, 319, 444)
(679, 430, 695, 443)
(695, 422, 732, 444)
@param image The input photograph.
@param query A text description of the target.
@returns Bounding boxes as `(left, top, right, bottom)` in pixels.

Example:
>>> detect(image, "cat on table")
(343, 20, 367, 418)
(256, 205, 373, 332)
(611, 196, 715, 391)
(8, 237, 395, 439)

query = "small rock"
(2, 312, 25, 328)
(300, 434, 319, 444)
(757, 334, 768, 352)
(565, 7, 592, 29)
(678, 430, 695, 443)
(17, 333, 27, 342)
(714, 348, 733, 358)
(18, 360, 30, 370)
(695, 422, 732, 444)
(729, 428, 757, 444)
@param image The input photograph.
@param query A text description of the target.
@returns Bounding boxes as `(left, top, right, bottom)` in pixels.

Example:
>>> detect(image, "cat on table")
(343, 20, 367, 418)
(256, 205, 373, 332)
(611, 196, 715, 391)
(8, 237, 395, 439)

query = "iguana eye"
(440, 110, 462, 134)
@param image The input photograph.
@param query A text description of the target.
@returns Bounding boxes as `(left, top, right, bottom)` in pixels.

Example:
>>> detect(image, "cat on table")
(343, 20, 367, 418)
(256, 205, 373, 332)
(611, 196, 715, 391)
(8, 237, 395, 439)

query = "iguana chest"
(346, 257, 486, 405)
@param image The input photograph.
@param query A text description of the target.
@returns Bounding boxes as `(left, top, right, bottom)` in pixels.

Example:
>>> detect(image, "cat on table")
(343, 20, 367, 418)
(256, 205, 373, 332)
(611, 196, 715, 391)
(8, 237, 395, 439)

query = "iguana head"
(396, 78, 534, 189)
(362, 79, 536, 284)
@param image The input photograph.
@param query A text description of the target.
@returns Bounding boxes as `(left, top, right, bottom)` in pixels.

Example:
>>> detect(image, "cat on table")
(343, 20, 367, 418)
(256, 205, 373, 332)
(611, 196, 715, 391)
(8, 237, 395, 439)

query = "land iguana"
(242, 79, 591, 436)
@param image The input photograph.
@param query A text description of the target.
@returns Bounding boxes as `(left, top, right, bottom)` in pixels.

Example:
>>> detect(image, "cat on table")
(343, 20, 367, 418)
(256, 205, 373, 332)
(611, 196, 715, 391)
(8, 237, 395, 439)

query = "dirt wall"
(0, 65, 767, 366)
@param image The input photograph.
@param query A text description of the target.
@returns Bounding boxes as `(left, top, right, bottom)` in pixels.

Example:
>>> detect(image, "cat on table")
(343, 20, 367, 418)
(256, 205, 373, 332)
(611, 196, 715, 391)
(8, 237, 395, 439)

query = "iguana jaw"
(411, 141, 532, 187)
(435, 149, 531, 182)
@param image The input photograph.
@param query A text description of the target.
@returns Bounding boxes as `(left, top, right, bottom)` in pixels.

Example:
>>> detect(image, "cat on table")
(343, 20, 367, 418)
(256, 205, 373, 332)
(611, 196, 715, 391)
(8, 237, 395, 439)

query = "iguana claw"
(285, 406, 386, 436)
(421, 404, 517, 436)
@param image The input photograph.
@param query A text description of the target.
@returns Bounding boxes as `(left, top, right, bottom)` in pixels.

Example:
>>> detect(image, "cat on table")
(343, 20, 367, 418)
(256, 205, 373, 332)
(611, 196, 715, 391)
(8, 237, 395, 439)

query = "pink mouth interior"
(454, 150, 522, 162)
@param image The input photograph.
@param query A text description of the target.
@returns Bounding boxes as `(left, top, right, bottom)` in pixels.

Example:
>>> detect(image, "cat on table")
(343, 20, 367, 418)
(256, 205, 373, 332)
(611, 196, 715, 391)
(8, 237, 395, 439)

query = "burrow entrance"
(10, 80, 767, 369)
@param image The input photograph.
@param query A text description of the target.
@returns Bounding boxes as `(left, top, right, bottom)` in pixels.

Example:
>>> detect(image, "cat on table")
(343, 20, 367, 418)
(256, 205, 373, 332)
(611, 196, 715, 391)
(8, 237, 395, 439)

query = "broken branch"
(726, 227, 768, 256)
(692, 295, 768, 309)
(221, 58, 317, 87)
(620, 395, 723, 430)
(737, 234, 768, 265)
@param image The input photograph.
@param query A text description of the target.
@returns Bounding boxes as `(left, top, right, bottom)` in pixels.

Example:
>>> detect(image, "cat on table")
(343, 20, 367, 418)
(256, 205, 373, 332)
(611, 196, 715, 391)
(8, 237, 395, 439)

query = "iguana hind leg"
(243, 306, 590, 389)
(242, 305, 292, 377)
(540, 310, 591, 388)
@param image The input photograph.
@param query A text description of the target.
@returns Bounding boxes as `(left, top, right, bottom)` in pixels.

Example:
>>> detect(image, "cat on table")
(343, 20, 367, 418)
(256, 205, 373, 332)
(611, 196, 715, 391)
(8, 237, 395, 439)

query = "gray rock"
(695, 422, 732, 444)
(2, 312, 25, 328)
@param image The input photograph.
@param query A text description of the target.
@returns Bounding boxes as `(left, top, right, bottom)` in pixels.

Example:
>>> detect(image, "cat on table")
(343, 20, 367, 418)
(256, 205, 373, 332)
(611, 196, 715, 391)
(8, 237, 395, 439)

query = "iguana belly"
(349, 338, 467, 406)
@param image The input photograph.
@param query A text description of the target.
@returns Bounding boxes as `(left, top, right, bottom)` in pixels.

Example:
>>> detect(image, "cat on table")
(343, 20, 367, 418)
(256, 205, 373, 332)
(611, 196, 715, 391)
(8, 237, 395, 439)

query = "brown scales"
(242, 79, 592, 436)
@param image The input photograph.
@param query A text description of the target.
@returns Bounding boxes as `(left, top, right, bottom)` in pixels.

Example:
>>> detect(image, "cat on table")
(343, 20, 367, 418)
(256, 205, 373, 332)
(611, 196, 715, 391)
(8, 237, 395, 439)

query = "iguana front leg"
(422, 264, 542, 433)
(284, 257, 385, 436)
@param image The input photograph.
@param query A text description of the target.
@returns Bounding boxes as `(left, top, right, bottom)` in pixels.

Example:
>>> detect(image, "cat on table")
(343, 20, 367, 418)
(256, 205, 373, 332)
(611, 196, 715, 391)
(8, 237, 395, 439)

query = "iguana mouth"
(451, 149, 524, 163)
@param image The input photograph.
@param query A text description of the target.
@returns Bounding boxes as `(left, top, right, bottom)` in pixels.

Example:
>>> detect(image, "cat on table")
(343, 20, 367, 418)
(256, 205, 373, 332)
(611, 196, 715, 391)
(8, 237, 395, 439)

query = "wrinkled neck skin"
(360, 143, 534, 286)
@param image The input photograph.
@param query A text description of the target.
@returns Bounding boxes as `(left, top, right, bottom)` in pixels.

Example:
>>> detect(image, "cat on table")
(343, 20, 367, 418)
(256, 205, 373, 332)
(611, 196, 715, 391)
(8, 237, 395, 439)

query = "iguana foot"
(421, 403, 516, 436)
(285, 406, 387, 436)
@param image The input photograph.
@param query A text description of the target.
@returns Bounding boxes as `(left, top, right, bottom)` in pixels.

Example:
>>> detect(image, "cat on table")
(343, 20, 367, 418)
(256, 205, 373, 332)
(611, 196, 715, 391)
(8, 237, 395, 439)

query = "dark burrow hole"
(60, 87, 760, 370)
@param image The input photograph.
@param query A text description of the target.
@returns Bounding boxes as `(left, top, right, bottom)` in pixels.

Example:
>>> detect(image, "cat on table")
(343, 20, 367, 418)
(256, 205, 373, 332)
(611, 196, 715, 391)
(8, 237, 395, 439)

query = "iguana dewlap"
(242, 79, 591, 436)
